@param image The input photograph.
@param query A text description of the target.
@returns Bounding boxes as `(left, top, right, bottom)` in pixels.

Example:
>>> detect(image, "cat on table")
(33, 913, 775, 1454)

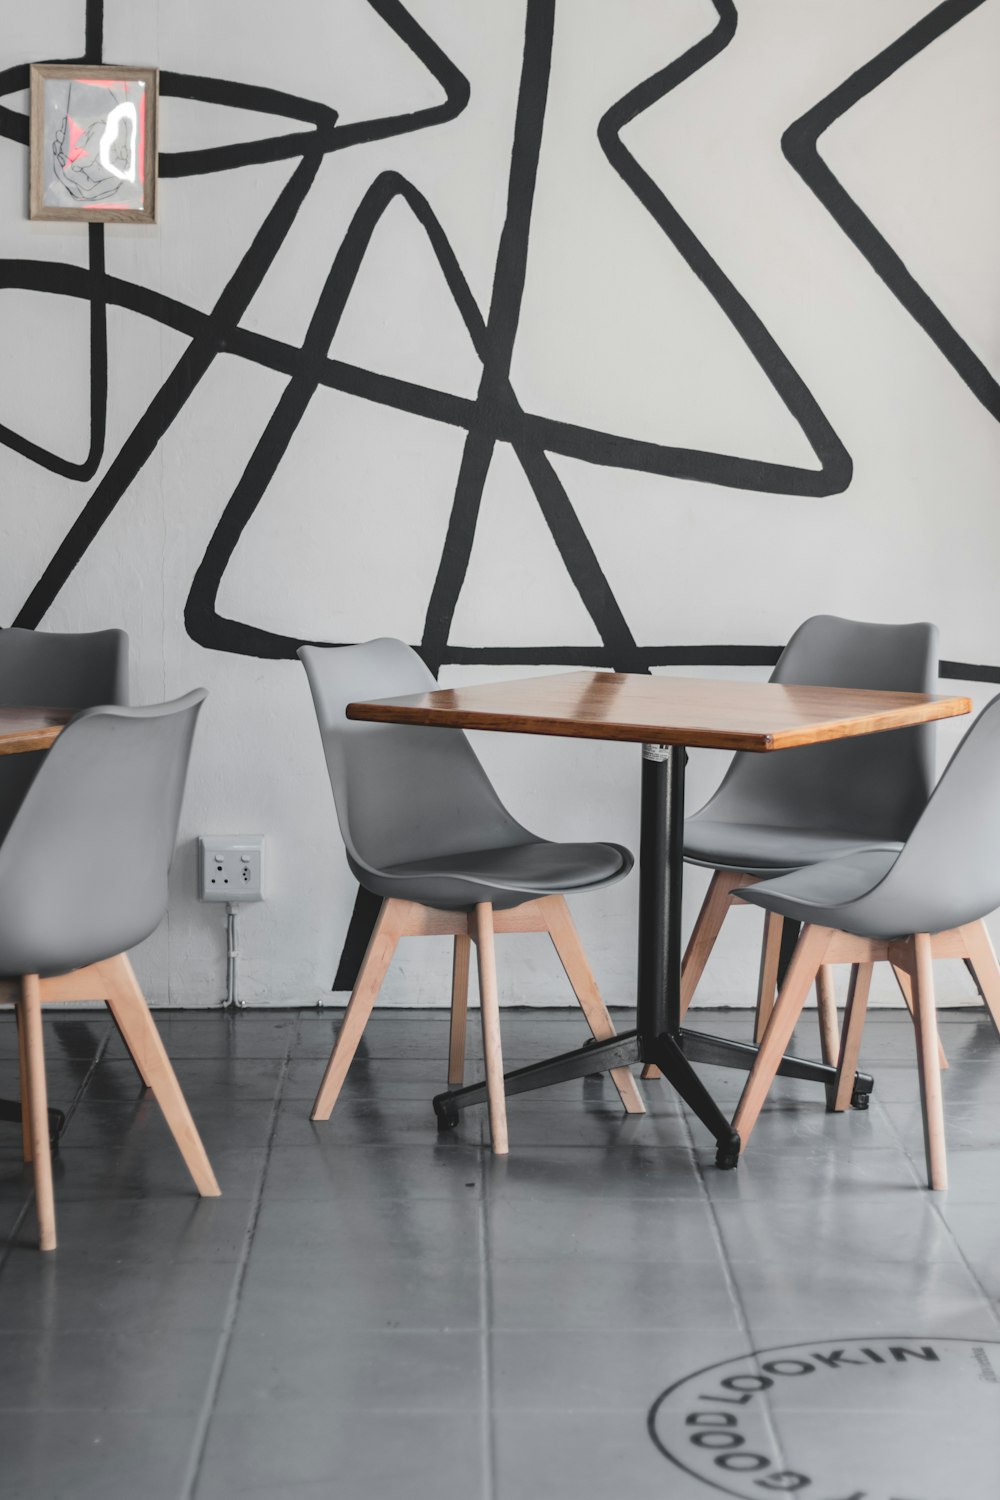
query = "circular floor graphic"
(649, 1336, 1000, 1499)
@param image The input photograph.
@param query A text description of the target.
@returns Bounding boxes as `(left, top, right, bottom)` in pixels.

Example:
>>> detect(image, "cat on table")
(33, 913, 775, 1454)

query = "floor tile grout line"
(179, 1041, 292, 1500)
(678, 1099, 791, 1471)
(874, 1089, 1000, 1331)
(478, 1140, 497, 1500)
(53, 1024, 113, 1123)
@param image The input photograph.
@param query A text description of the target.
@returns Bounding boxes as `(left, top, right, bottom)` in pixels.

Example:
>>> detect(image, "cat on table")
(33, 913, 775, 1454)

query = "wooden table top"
(0, 706, 73, 756)
(347, 671, 972, 752)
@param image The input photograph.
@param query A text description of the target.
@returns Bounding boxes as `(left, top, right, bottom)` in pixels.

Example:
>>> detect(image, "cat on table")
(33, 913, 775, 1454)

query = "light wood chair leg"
(471, 903, 508, 1155)
(543, 895, 644, 1115)
(20, 976, 56, 1251)
(959, 919, 1000, 1039)
(15, 1003, 32, 1163)
(99, 954, 220, 1197)
(447, 934, 471, 1087)
(753, 911, 784, 1044)
(814, 964, 840, 1067)
(832, 962, 873, 1111)
(312, 899, 402, 1121)
(732, 925, 832, 1153)
(909, 933, 947, 1190)
(680, 871, 753, 1020)
(892, 964, 948, 1069)
(642, 870, 748, 1079)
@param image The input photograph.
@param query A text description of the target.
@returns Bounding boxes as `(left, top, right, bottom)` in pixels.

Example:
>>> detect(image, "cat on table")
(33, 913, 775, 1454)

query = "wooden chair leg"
(543, 896, 644, 1115)
(831, 963, 873, 1111)
(642, 870, 747, 1079)
(732, 925, 832, 1153)
(814, 965, 840, 1067)
(753, 911, 783, 1044)
(909, 933, 947, 1190)
(99, 954, 220, 1197)
(892, 964, 948, 1069)
(447, 934, 471, 1087)
(471, 903, 508, 1155)
(959, 920, 1000, 1039)
(312, 899, 402, 1120)
(15, 1003, 32, 1163)
(19, 975, 56, 1251)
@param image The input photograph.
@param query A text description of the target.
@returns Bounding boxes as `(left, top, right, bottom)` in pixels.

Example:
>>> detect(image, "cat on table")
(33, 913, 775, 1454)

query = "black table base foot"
(435, 1099, 460, 1130)
(715, 1137, 740, 1170)
(821, 1079, 875, 1113)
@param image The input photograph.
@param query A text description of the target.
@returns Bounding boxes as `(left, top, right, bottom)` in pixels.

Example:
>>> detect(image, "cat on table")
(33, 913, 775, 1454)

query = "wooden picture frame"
(29, 63, 158, 224)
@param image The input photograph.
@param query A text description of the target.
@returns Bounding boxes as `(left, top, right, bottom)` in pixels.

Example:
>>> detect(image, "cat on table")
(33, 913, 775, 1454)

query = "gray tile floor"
(1, 1005, 998, 1499)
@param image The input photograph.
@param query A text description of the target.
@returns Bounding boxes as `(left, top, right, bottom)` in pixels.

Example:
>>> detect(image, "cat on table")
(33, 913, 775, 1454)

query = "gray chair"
(643, 615, 939, 1081)
(4, 692, 219, 1249)
(298, 638, 643, 1153)
(0, 627, 129, 1144)
(731, 692, 1000, 1188)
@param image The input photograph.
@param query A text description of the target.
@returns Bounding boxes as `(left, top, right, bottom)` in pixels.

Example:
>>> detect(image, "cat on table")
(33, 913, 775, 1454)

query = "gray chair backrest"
(0, 691, 205, 978)
(0, 627, 128, 708)
(0, 627, 129, 841)
(842, 692, 1000, 936)
(695, 615, 938, 840)
(298, 640, 531, 879)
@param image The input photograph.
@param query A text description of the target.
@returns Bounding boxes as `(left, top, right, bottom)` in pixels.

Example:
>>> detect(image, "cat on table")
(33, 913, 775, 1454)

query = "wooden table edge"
(0, 710, 72, 756)
(345, 693, 972, 752)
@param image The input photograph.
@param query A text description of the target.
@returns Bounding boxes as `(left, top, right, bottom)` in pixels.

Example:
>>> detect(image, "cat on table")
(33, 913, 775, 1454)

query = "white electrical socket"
(198, 836, 264, 902)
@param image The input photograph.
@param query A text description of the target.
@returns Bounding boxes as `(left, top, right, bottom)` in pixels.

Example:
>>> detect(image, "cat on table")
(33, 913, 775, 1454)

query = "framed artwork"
(29, 64, 158, 224)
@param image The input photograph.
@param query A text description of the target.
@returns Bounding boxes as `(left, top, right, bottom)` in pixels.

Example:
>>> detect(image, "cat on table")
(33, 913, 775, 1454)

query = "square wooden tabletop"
(347, 671, 972, 752)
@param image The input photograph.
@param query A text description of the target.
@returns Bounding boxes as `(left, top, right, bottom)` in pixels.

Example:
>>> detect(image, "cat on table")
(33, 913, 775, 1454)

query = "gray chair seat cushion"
(738, 848, 901, 927)
(354, 840, 633, 911)
(684, 818, 904, 877)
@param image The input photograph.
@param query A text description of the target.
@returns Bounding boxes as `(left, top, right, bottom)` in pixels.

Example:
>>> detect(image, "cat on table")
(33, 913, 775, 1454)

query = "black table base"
(432, 743, 874, 1167)
(432, 1028, 873, 1168)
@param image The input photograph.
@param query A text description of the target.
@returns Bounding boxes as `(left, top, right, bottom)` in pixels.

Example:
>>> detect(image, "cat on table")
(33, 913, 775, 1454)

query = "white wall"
(1, 1, 998, 1009)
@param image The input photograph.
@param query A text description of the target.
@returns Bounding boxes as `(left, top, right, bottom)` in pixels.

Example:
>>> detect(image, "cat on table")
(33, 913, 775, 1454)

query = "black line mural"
(783, 0, 999, 426)
(1, 0, 997, 987)
(0, 223, 107, 479)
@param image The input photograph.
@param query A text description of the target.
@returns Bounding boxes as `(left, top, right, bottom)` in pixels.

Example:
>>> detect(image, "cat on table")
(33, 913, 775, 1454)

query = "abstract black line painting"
(783, 0, 999, 426)
(3, 0, 994, 675)
(1, 0, 997, 989)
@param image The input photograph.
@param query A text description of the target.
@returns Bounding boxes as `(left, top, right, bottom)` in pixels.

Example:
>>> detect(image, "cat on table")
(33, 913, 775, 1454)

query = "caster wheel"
(851, 1088, 871, 1111)
(434, 1099, 460, 1131)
